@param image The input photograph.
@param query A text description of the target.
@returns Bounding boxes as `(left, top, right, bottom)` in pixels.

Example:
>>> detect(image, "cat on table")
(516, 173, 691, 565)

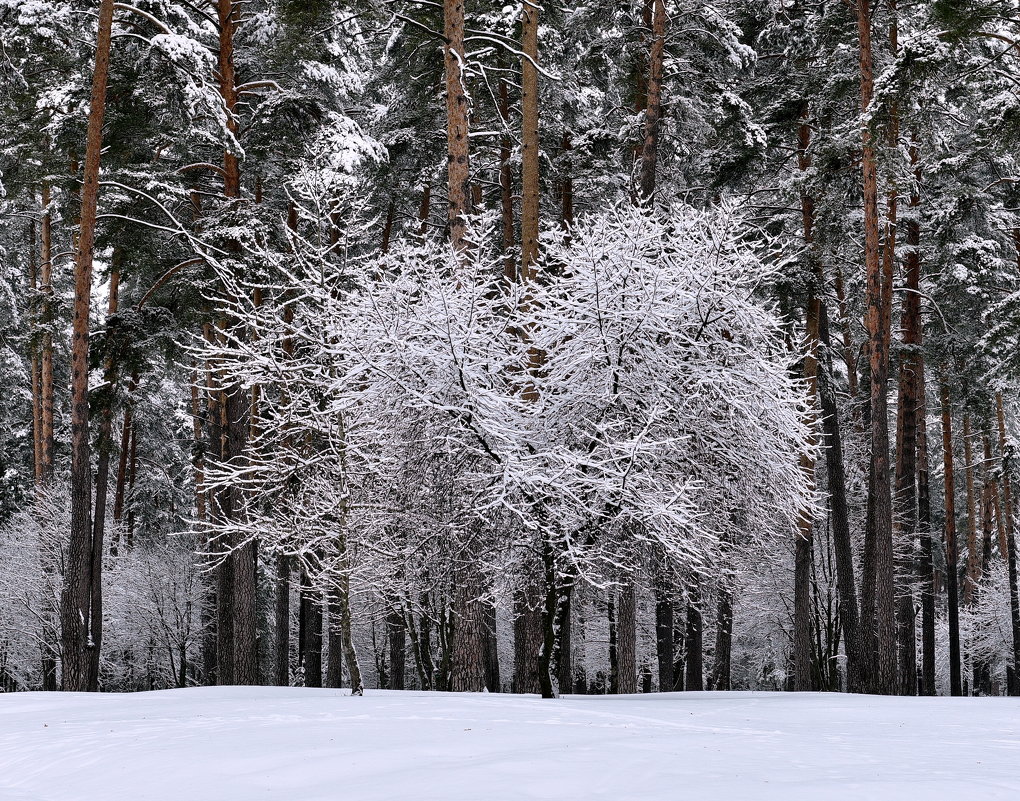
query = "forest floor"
(0, 687, 1018, 800)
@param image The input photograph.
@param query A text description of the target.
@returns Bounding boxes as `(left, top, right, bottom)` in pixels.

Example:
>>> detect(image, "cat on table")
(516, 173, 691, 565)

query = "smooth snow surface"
(1, 688, 1018, 800)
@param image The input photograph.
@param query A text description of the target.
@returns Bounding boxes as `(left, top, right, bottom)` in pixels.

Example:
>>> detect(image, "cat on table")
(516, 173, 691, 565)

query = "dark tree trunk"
(513, 580, 543, 694)
(325, 596, 344, 689)
(416, 593, 436, 690)
(334, 556, 364, 696)
(636, 0, 666, 202)
(87, 257, 121, 691)
(818, 304, 870, 692)
(905, 139, 937, 695)
(940, 378, 964, 696)
(711, 586, 733, 691)
(793, 108, 820, 693)
(608, 592, 618, 693)
(685, 581, 704, 691)
(61, 0, 116, 692)
(112, 398, 133, 532)
(387, 606, 406, 690)
(617, 583, 637, 694)
(39, 183, 55, 487)
(300, 573, 322, 688)
(554, 584, 572, 694)
(538, 538, 559, 699)
(275, 556, 291, 686)
(483, 599, 501, 693)
(450, 548, 487, 691)
(560, 133, 574, 232)
(916, 359, 936, 695)
(963, 415, 981, 607)
(997, 393, 1020, 695)
(214, 0, 258, 688)
(894, 227, 921, 696)
(856, 0, 896, 695)
(655, 585, 674, 691)
(885, 0, 913, 697)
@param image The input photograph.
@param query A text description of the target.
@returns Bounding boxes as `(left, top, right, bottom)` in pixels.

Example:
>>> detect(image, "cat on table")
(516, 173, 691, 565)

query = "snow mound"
(1, 688, 1018, 800)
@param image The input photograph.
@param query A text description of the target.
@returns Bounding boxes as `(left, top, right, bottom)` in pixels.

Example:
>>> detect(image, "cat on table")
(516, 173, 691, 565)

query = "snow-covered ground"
(1, 688, 1018, 801)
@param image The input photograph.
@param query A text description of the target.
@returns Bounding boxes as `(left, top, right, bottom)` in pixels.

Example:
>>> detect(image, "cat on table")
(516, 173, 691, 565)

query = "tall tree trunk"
(498, 77, 516, 282)
(537, 537, 560, 699)
(512, 578, 543, 694)
(996, 393, 1020, 694)
(636, 0, 666, 202)
(608, 592, 618, 693)
(39, 184, 55, 486)
(560, 133, 574, 232)
(962, 415, 980, 606)
(894, 143, 920, 695)
(617, 583, 637, 694)
(60, 0, 116, 692)
(274, 556, 290, 686)
(903, 138, 937, 696)
(655, 582, 674, 691)
(324, 599, 344, 685)
(443, 0, 471, 254)
(28, 214, 56, 690)
(450, 559, 487, 692)
(323, 598, 342, 688)
(483, 599, 501, 693)
(940, 378, 963, 696)
(214, 0, 257, 686)
(112, 386, 134, 532)
(684, 580, 704, 691)
(983, 435, 996, 576)
(272, 214, 300, 688)
(554, 584, 571, 693)
(818, 304, 870, 692)
(334, 540, 364, 695)
(893, 380, 917, 696)
(320, 602, 340, 688)
(711, 585, 733, 691)
(300, 572, 322, 688)
(833, 266, 860, 401)
(387, 606, 406, 690)
(855, 0, 896, 694)
(916, 359, 936, 695)
(793, 108, 820, 692)
(28, 218, 42, 489)
(520, 0, 541, 279)
(87, 255, 121, 691)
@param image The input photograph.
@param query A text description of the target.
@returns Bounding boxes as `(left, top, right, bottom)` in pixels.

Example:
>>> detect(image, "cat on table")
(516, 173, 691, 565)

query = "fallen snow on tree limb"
(1, 688, 1018, 800)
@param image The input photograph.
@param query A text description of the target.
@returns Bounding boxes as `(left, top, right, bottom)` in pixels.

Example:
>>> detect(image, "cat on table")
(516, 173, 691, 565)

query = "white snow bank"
(0, 688, 1018, 800)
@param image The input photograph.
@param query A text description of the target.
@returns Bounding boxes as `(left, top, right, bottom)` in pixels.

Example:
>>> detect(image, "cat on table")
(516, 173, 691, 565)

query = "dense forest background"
(1, 0, 1019, 699)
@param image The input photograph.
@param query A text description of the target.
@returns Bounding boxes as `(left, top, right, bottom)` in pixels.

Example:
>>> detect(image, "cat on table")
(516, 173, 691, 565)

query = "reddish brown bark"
(28, 220, 42, 489)
(444, 0, 471, 255)
(855, 0, 896, 694)
(520, 0, 541, 280)
(40, 184, 55, 485)
(637, 0, 666, 202)
(963, 415, 980, 606)
(498, 77, 516, 281)
(60, 0, 116, 692)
